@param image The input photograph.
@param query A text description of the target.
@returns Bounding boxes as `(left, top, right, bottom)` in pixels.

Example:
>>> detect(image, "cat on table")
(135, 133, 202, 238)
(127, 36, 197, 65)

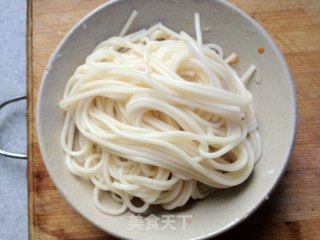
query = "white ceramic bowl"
(37, 0, 297, 239)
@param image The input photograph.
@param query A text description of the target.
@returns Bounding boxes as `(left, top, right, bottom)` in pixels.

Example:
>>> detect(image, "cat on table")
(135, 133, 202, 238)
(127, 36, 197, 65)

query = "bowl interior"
(37, 0, 296, 239)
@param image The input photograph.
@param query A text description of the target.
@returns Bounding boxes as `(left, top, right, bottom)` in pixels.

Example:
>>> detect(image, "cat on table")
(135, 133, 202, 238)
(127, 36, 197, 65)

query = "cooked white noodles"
(59, 12, 262, 215)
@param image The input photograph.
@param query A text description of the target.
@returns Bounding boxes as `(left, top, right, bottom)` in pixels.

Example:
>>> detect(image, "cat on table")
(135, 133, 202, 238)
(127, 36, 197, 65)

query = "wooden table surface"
(28, 0, 320, 239)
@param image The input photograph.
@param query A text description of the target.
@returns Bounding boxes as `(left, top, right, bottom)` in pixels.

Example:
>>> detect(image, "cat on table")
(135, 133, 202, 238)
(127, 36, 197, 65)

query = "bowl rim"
(36, 0, 298, 239)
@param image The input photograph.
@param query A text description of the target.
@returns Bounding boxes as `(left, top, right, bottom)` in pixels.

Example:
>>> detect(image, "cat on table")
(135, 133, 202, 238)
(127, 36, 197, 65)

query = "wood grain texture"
(28, 0, 320, 239)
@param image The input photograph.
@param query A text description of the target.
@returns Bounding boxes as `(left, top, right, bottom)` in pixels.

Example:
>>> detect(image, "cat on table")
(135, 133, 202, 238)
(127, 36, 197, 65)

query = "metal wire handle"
(0, 95, 27, 159)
